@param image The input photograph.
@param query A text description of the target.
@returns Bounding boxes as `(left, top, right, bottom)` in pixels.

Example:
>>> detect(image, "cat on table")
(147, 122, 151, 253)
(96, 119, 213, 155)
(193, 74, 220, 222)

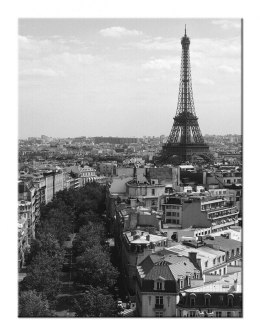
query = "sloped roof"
(139, 252, 199, 282)
(145, 264, 175, 281)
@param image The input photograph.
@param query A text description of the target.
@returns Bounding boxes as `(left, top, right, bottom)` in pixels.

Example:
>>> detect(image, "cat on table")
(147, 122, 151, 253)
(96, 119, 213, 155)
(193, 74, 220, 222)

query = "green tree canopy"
(26, 232, 64, 265)
(19, 290, 53, 317)
(74, 286, 117, 317)
(20, 251, 64, 301)
(74, 246, 118, 289)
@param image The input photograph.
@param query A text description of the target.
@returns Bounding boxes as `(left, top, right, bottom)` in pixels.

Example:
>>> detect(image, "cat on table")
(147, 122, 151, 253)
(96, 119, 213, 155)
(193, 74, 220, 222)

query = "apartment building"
(120, 230, 168, 295)
(136, 251, 202, 317)
(161, 194, 239, 236)
(177, 272, 242, 317)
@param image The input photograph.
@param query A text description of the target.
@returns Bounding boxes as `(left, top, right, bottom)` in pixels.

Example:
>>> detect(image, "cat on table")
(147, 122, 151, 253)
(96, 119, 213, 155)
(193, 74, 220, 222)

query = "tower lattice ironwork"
(162, 26, 210, 163)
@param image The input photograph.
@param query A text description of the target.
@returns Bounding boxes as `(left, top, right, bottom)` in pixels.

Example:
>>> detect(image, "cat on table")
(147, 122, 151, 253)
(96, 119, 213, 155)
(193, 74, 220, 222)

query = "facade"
(136, 251, 202, 317)
(177, 272, 242, 317)
(64, 165, 97, 186)
(99, 161, 117, 176)
(18, 181, 40, 238)
(126, 175, 165, 210)
(161, 194, 239, 237)
(43, 169, 64, 203)
(18, 217, 29, 268)
(120, 230, 168, 295)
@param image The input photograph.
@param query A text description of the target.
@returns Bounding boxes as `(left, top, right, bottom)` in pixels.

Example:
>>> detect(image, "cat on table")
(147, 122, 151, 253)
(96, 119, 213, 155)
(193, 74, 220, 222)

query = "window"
(155, 312, 163, 317)
(152, 189, 155, 196)
(222, 255, 225, 262)
(239, 311, 242, 317)
(219, 269, 222, 275)
(187, 276, 191, 286)
(205, 261, 208, 268)
(227, 312, 232, 317)
(219, 296, 224, 305)
(228, 295, 233, 307)
(189, 311, 196, 317)
(213, 258, 216, 265)
(216, 311, 222, 317)
(155, 296, 163, 306)
(205, 295, 211, 307)
(179, 279, 184, 289)
(190, 296, 196, 307)
(236, 248, 240, 255)
(148, 296, 151, 305)
(156, 281, 162, 290)
(218, 257, 221, 263)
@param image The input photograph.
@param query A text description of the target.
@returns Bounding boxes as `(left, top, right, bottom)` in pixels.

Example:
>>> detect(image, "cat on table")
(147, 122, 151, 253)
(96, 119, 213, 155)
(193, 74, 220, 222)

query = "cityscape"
(18, 19, 242, 317)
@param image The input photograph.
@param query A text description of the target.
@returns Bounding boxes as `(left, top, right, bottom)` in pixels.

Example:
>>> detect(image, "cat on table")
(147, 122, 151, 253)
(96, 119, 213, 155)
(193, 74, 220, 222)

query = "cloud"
(218, 65, 240, 74)
(20, 68, 63, 77)
(19, 35, 97, 79)
(211, 19, 241, 30)
(127, 37, 179, 51)
(99, 26, 143, 38)
(142, 57, 179, 70)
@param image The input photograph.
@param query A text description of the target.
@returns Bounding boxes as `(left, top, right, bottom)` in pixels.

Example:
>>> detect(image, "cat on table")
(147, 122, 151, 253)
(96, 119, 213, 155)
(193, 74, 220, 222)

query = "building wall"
(140, 292, 179, 317)
(45, 175, 54, 204)
(182, 201, 210, 229)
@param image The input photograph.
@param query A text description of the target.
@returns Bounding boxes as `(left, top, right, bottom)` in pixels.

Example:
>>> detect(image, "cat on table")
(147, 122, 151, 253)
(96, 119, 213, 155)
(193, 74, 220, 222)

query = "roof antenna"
(185, 24, 187, 37)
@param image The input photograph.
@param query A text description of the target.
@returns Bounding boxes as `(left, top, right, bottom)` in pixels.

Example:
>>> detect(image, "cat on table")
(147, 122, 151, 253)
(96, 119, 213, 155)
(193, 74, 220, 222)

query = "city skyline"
(19, 19, 241, 139)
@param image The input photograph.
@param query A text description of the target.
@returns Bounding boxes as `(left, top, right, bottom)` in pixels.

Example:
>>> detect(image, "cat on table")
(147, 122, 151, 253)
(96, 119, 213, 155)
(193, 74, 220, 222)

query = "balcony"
(154, 304, 164, 310)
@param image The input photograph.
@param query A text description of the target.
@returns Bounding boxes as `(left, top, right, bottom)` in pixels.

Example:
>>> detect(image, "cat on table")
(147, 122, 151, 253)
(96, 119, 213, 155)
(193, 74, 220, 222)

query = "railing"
(154, 304, 164, 310)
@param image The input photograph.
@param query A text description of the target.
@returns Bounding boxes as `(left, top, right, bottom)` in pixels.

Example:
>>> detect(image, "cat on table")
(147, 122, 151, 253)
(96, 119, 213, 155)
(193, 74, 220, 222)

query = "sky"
(19, 18, 241, 139)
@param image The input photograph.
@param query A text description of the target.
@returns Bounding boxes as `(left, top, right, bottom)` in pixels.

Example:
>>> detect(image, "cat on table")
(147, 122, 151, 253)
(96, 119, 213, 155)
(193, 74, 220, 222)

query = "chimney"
(146, 234, 150, 241)
(188, 252, 197, 264)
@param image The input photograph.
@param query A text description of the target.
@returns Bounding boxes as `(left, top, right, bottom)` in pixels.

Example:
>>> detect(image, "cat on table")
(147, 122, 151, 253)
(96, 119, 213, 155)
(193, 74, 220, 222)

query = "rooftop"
(124, 230, 167, 245)
(185, 271, 242, 293)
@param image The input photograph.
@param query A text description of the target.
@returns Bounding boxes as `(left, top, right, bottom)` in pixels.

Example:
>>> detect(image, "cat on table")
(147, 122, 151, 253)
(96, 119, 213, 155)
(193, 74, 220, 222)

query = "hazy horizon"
(19, 18, 242, 139)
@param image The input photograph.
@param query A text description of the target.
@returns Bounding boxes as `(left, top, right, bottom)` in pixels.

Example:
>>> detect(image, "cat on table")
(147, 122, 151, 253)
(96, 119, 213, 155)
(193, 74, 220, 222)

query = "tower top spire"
(185, 24, 187, 37)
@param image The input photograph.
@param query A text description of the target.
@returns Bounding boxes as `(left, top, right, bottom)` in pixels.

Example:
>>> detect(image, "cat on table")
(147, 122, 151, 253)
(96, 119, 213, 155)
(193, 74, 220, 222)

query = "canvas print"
(18, 18, 242, 317)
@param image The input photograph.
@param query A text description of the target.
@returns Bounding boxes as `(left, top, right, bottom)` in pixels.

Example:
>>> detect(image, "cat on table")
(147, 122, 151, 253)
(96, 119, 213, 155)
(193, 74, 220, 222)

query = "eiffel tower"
(162, 26, 211, 163)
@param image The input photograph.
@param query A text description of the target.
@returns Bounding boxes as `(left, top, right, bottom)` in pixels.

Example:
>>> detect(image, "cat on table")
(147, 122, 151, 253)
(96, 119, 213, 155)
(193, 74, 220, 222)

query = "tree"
(39, 208, 72, 245)
(19, 290, 53, 317)
(74, 286, 117, 317)
(74, 246, 118, 289)
(72, 223, 105, 257)
(20, 251, 64, 301)
(26, 232, 64, 265)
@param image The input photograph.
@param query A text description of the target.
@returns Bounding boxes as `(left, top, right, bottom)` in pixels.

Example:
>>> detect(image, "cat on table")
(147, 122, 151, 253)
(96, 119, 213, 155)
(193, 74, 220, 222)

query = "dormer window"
(157, 282, 162, 290)
(228, 295, 234, 307)
(190, 294, 196, 307)
(187, 275, 191, 286)
(204, 294, 211, 307)
(154, 278, 165, 291)
(179, 279, 184, 289)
